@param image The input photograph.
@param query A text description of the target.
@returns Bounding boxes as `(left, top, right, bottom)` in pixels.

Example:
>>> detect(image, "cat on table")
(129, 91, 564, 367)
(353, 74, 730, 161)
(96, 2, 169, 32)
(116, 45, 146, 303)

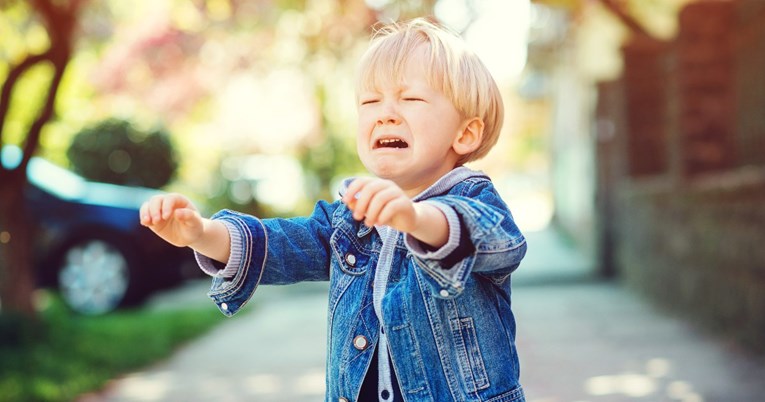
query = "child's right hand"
(140, 193, 205, 248)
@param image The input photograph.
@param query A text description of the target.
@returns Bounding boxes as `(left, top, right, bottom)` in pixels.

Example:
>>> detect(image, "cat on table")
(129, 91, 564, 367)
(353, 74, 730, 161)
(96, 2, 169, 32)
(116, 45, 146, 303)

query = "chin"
(372, 163, 405, 179)
(362, 159, 398, 179)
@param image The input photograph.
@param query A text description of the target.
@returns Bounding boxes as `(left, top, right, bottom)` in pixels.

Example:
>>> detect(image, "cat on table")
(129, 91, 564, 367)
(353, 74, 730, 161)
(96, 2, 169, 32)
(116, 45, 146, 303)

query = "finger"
(378, 197, 414, 231)
(343, 177, 371, 205)
(139, 202, 150, 226)
(147, 195, 166, 224)
(363, 187, 400, 227)
(354, 179, 399, 226)
(349, 179, 374, 221)
(161, 193, 192, 220)
(352, 179, 390, 222)
(141, 202, 159, 226)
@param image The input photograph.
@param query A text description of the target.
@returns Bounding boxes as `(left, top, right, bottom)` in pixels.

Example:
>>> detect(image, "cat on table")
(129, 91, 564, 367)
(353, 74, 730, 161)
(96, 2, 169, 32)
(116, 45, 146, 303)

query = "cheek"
(357, 114, 375, 135)
(356, 122, 369, 144)
(355, 129, 368, 158)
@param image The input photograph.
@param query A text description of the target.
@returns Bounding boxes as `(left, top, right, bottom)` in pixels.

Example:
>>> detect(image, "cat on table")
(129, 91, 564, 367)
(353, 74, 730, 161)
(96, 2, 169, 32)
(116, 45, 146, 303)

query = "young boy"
(141, 18, 527, 402)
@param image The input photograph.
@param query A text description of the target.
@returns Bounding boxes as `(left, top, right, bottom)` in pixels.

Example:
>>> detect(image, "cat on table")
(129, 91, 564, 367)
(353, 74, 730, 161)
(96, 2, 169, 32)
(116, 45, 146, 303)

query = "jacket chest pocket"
(330, 229, 372, 276)
(327, 229, 376, 349)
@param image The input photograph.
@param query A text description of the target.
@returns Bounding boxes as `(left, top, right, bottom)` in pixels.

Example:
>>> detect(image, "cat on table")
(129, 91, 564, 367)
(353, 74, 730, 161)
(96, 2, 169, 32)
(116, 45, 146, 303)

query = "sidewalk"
(81, 282, 330, 402)
(515, 230, 765, 402)
(82, 228, 765, 402)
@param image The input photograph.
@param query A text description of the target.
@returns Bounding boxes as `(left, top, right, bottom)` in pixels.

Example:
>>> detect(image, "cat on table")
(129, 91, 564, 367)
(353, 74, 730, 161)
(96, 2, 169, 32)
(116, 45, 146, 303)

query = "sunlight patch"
(244, 374, 282, 395)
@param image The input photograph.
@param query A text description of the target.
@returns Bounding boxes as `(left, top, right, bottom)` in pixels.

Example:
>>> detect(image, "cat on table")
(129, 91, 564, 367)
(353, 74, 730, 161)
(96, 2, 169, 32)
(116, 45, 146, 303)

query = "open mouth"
(375, 138, 409, 149)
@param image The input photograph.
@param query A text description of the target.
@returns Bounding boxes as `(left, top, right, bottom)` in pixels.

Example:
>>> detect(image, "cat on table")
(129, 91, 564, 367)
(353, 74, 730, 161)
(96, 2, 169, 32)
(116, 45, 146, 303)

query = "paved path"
(81, 228, 765, 402)
(80, 282, 330, 402)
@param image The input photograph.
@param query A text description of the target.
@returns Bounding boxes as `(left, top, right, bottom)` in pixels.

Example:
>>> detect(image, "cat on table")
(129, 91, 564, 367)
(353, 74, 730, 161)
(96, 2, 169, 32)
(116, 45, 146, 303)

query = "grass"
(0, 291, 225, 402)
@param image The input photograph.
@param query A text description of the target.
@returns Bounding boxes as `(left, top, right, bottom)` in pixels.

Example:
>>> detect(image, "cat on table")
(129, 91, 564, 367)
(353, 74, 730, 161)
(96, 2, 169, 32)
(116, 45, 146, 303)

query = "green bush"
(0, 293, 224, 402)
(67, 119, 178, 188)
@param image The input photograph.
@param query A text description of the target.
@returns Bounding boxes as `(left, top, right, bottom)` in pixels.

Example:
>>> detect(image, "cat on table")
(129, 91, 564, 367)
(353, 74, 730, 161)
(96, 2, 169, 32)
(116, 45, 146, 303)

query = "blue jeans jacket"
(197, 168, 527, 402)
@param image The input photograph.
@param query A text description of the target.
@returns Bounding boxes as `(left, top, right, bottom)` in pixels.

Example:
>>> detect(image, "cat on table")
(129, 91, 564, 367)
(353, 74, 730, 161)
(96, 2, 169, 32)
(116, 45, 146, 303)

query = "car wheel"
(57, 238, 141, 315)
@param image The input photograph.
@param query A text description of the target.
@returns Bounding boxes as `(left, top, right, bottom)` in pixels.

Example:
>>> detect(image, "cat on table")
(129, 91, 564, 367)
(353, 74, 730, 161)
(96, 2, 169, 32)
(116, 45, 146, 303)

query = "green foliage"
(0, 293, 223, 402)
(0, 0, 47, 62)
(206, 174, 271, 218)
(67, 119, 179, 188)
(0, 0, 57, 148)
(299, 130, 363, 201)
(298, 84, 365, 203)
(2, 62, 55, 147)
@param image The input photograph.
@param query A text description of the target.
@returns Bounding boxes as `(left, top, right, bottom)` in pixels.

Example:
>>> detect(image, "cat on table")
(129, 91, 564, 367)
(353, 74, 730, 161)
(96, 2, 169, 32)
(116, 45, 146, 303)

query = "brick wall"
(613, 172, 765, 351)
(596, 0, 765, 351)
(621, 37, 671, 177)
(734, 1, 765, 168)
(676, 0, 737, 176)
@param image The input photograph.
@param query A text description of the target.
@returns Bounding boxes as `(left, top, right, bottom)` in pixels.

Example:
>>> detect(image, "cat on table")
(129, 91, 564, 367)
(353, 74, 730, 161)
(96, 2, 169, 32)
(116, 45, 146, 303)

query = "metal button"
(353, 335, 369, 351)
(345, 253, 357, 267)
(221, 303, 229, 311)
(339, 398, 349, 402)
(439, 289, 449, 297)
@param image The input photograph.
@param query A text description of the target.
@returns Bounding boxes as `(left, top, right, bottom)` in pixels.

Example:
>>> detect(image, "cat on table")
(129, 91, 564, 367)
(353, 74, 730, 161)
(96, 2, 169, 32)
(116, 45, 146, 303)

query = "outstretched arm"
(342, 178, 448, 248)
(140, 193, 231, 263)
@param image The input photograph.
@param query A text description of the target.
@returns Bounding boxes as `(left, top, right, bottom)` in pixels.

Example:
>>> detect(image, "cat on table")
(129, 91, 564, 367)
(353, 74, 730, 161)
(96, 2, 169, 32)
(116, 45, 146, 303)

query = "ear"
(452, 117, 484, 156)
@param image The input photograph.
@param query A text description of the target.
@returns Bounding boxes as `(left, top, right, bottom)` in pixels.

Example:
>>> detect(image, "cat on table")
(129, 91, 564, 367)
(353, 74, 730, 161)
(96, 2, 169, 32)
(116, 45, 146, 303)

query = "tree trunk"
(598, 0, 653, 38)
(0, 0, 84, 317)
(0, 172, 36, 316)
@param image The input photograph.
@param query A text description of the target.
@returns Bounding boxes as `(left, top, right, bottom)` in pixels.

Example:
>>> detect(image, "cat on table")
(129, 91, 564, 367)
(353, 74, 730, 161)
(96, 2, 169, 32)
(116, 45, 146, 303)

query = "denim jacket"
(196, 167, 527, 402)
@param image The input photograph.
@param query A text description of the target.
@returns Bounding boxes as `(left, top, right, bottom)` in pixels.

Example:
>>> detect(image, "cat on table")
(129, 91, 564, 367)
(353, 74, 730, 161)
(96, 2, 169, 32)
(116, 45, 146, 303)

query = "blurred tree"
(87, 0, 448, 211)
(532, 0, 693, 39)
(299, 124, 360, 201)
(67, 118, 178, 188)
(0, 0, 87, 317)
(597, 0, 651, 37)
(0, 0, 493, 317)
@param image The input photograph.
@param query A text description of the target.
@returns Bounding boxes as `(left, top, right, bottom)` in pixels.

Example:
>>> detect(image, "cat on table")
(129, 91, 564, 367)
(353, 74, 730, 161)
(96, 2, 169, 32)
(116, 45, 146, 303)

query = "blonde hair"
(356, 18, 504, 165)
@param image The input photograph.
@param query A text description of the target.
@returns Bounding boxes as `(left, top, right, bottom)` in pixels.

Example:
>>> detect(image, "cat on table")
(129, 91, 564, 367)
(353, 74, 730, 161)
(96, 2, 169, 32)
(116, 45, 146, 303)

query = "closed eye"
(403, 97, 425, 102)
(360, 99, 379, 105)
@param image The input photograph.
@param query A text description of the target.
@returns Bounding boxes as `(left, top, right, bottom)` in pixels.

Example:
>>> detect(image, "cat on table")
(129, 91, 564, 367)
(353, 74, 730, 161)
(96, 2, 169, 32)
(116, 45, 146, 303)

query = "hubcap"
(58, 240, 129, 315)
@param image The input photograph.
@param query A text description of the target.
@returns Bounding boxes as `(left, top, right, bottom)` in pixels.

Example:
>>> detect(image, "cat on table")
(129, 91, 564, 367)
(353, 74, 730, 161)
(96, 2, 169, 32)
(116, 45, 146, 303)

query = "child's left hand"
(342, 178, 418, 233)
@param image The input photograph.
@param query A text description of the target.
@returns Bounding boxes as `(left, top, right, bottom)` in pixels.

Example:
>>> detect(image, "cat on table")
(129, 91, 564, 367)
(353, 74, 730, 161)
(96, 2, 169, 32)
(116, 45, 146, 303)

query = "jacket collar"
(339, 167, 489, 238)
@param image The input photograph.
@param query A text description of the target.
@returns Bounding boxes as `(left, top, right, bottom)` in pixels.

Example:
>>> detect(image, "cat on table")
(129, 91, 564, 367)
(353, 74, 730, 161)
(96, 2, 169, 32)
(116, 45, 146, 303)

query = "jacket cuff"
(404, 201, 460, 260)
(405, 201, 479, 298)
(194, 220, 243, 278)
(202, 210, 268, 317)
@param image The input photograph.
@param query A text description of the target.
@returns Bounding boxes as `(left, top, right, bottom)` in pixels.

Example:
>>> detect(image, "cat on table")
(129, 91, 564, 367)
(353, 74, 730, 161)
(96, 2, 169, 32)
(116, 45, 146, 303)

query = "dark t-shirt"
(358, 345, 404, 401)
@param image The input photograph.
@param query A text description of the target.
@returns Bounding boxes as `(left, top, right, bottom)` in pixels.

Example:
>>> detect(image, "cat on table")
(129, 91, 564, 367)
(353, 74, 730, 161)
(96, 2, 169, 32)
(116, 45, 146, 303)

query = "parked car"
(1, 146, 198, 315)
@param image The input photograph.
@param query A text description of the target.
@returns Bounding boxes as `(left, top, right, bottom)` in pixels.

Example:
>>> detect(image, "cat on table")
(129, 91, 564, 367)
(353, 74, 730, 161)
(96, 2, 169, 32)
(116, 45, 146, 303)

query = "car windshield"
(2, 145, 87, 200)
(2, 146, 160, 208)
(28, 158, 88, 200)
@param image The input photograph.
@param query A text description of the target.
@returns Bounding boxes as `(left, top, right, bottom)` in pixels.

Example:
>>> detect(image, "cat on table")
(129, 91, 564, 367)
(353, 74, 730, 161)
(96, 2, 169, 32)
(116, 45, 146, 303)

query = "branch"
(32, 0, 78, 53)
(0, 52, 51, 150)
(598, 0, 653, 38)
(21, 61, 67, 172)
(1, 0, 84, 171)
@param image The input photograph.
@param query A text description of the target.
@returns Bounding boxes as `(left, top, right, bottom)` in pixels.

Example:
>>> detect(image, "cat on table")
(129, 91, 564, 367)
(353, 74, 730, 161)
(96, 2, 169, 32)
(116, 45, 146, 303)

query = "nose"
(376, 101, 400, 126)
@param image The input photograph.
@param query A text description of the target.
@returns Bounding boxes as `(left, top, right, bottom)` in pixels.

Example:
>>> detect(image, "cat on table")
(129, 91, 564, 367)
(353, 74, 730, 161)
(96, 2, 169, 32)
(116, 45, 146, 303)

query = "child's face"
(356, 49, 468, 196)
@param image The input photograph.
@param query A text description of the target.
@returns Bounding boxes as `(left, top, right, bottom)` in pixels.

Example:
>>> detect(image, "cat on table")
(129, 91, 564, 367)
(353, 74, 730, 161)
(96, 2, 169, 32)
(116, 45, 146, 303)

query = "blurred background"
(1, 0, 764, 401)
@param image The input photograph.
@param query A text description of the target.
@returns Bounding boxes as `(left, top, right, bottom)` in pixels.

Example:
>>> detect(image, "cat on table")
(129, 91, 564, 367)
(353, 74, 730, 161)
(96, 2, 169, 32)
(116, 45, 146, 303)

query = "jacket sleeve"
(404, 180, 526, 298)
(195, 200, 337, 316)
